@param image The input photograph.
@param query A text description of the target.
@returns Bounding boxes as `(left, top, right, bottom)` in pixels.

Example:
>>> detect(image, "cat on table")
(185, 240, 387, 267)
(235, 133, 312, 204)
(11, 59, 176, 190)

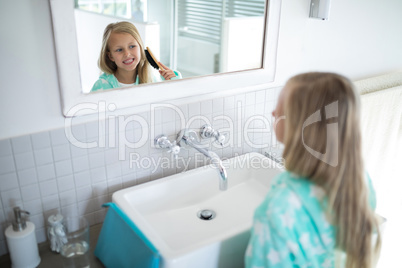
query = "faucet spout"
(177, 129, 228, 191)
(209, 152, 228, 191)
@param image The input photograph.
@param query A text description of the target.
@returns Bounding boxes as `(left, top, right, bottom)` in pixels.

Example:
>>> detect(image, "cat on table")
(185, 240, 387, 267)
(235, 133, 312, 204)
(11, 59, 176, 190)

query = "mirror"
(75, 0, 267, 93)
(49, 0, 281, 117)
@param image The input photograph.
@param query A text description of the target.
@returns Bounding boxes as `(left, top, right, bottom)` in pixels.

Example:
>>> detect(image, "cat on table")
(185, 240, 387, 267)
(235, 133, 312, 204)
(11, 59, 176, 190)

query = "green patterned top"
(91, 70, 182, 92)
(245, 171, 376, 268)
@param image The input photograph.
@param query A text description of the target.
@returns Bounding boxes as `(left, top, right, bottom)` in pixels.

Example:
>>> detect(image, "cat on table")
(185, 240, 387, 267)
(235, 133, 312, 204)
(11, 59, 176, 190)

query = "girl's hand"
(158, 62, 176, 80)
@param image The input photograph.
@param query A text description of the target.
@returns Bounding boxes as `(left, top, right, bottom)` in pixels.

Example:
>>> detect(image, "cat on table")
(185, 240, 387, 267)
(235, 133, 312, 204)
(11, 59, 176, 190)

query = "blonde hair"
(98, 21, 152, 84)
(282, 72, 381, 267)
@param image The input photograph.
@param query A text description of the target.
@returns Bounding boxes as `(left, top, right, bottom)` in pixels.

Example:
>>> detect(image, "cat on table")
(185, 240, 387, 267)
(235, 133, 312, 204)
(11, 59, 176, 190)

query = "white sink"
(112, 152, 282, 268)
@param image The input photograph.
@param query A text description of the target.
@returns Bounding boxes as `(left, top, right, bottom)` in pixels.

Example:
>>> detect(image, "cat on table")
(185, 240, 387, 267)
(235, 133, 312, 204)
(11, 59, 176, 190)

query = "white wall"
(0, 0, 64, 140)
(148, 0, 173, 65)
(220, 16, 264, 72)
(177, 37, 220, 76)
(275, 0, 402, 82)
(1, 0, 402, 139)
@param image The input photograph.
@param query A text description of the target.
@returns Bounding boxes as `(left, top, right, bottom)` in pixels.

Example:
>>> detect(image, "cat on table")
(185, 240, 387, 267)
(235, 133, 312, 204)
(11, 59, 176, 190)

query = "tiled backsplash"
(0, 87, 280, 256)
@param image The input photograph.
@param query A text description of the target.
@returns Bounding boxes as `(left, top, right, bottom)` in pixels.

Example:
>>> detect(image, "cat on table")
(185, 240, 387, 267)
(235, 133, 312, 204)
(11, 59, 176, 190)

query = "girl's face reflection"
(107, 32, 141, 74)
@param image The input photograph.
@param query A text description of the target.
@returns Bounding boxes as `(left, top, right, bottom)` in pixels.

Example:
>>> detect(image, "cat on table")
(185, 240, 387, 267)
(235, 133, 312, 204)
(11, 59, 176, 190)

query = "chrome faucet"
(176, 129, 228, 191)
(154, 135, 181, 159)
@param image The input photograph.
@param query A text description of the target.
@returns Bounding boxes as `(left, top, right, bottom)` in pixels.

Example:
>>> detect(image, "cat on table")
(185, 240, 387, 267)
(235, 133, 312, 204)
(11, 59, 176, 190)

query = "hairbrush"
(145, 47, 165, 71)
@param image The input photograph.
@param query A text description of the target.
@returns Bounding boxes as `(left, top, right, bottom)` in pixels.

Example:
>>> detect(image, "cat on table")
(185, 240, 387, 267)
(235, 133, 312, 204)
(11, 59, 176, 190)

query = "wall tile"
(37, 163, 56, 182)
(20, 184, 41, 202)
(255, 102, 265, 115)
(72, 155, 89, 173)
(17, 168, 38, 186)
(34, 147, 54, 166)
(29, 213, 45, 230)
(70, 144, 88, 158)
(69, 124, 87, 143)
(256, 89, 266, 104)
(84, 212, 95, 226)
(14, 152, 35, 170)
(57, 175, 75, 193)
(88, 152, 105, 169)
(0, 86, 278, 255)
(73, 171, 91, 188)
(94, 209, 107, 225)
(52, 144, 71, 162)
(151, 106, 162, 125)
(61, 204, 79, 217)
(122, 173, 137, 188)
(235, 93, 246, 106)
(174, 104, 188, 122)
(188, 102, 200, 117)
(161, 106, 176, 123)
(50, 128, 69, 146)
(107, 177, 122, 194)
(85, 121, 101, 139)
(92, 182, 108, 197)
(0, 173, 18, 192)
(90, 167, 107, 184)
(224, 96, 235, 110)
(0, 139, 12, 157)
(23, 198, 43, 215)
(11, 136, 32, 154)
(0, 156, 15, 175)
(54, 159, 73, 177)
(1, 188, 22, 210)
(78, 198, 97, 215)
(162, 122, 176, 137)
(213, 97, 224, 114)
(31, 132, 51, 150)
(106, 162, 122, 180)
(59, 190, 77, 207)
(246, 91, 256, 106)
(120, 158, 136, 175)
(76, 185, 92, 202)
(201, 100, 213, 115)
(41, 194, 60, 216)
(39, 180, 58, 197)
(105, 148, 120, 164)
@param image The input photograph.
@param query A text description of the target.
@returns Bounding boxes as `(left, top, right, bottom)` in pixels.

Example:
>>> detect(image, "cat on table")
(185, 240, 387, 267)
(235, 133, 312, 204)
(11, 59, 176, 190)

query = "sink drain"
(197, 209, 216, 220)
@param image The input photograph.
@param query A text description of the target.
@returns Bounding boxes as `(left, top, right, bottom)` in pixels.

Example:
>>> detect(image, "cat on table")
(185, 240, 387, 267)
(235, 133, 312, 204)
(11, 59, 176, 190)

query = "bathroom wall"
(2, 0, 402, 140)
(1, 0, 402, 256)
(0, 89, 280, 255)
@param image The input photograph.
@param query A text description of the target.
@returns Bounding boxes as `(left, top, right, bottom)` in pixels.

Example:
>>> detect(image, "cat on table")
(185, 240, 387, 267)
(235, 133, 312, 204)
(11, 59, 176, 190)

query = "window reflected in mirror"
(75, 0, 267, 93)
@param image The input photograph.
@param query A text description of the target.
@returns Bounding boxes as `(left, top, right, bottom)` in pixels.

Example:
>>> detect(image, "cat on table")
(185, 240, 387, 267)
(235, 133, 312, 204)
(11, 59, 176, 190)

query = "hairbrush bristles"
(145, 47, 164, 70)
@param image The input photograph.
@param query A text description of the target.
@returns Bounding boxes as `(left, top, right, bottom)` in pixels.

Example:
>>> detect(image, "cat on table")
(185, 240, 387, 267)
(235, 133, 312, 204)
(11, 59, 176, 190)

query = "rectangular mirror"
(49, 0, 281, 117)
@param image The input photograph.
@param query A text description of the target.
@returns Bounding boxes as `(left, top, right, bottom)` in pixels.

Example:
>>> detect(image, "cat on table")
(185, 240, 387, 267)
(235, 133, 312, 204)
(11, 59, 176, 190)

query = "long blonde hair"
(98, 21, 152, 84)
(282, 72, 381, 267)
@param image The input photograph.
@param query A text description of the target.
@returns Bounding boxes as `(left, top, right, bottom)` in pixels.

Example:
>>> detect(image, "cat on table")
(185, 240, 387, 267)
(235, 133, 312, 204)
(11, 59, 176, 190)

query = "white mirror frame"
(49, 0, 282, 117)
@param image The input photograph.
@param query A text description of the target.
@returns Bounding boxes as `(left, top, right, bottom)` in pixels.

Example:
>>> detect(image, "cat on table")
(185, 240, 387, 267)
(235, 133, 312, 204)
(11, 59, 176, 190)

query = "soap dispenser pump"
(5, 207, 41, 268)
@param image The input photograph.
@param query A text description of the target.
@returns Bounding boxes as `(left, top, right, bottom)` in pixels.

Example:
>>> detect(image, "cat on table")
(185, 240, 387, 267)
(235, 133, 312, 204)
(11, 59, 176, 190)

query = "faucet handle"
(154, 135, 181, 159)
(168, 141, 181, 159)
(201, 124, 226, 146)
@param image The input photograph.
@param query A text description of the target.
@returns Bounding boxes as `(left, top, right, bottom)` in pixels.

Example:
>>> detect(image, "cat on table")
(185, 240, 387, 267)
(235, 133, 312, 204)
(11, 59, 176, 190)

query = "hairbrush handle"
(146, 47, 165, 71)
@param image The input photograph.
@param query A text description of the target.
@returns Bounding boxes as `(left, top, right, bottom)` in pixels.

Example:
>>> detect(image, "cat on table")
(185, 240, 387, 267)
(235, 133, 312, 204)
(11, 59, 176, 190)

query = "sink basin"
(112, 152, 282, 268)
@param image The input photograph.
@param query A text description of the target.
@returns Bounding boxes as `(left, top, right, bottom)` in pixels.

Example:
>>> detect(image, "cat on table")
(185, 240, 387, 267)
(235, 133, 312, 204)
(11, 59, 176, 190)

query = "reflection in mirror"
(74, 0, 266, 93)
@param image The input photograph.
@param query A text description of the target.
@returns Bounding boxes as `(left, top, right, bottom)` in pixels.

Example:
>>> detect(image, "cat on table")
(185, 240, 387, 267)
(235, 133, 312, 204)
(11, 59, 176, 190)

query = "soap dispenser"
(5, 207, 41, 268)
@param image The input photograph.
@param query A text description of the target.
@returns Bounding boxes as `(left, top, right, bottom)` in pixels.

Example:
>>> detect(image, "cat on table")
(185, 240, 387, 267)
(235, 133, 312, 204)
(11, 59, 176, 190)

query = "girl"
(245, 72, 381, 267)
(91, 21, 181, 92)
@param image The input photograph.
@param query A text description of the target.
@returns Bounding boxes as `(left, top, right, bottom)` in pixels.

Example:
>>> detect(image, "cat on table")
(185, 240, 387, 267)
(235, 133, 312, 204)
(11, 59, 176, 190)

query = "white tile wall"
(0, 86, 281, 256)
